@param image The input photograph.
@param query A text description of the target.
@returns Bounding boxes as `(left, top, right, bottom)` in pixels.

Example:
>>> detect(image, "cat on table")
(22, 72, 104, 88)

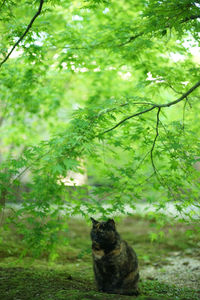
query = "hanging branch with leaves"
(101, 80, 200, 135)
(0, 0, 44, 68)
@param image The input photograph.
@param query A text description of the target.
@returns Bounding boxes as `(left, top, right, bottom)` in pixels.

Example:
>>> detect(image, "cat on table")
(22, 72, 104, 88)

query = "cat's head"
(90, 218, 119, 249)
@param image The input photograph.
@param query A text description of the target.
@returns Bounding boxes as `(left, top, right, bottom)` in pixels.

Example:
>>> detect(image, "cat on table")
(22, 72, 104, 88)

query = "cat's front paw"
(133, 289, 140, 296)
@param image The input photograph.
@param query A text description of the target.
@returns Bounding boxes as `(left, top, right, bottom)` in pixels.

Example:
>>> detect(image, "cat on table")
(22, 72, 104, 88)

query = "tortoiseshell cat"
(90, 218, 139, 295)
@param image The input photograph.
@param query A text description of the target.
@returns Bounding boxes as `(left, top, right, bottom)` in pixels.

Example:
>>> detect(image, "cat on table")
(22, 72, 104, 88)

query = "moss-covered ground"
(0, 215, 199, 300)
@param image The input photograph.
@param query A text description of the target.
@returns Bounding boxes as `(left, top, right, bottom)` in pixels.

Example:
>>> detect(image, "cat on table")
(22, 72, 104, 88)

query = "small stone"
(147, 276, 154, 280)
(185, 249, 193, 255)
(192, 267, 199, 271)
(153, 263, 161, 267)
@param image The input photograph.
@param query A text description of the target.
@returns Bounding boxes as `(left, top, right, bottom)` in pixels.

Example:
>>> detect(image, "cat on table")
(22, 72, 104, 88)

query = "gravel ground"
(141, 251, 200, 291)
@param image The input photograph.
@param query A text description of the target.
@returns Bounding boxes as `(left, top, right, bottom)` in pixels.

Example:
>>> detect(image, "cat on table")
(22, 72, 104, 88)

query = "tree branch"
(119, 33, 143, 47)
(97, 100, 155, 117)
(0, 0, 44, 68)
(101, 80, 200, 135)
(0, 0, 6, 11)
(150, 107, 161, 176)
(101, 105, 156, 135)
(181, 14, 200, 23)
(150, 108, 176, 198)
(119, 14, 200, 47)
(159, 80, 200, 108)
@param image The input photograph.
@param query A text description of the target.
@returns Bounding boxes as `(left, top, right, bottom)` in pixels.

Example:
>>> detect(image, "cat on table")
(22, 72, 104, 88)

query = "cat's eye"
(95, 223, 100, 229)
(100, 224, 106, 230)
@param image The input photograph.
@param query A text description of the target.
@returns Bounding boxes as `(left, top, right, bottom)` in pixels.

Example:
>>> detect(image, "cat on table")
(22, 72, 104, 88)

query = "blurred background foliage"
(0, 0, 200, 255)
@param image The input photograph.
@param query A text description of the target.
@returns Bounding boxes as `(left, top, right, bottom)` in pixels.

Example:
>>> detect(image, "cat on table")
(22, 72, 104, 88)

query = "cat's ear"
(91, 217, 98, 226)
(107, 219, 115, 229)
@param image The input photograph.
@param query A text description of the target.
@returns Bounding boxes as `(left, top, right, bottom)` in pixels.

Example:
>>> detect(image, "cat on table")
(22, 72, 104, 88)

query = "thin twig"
(150, 111, 176, 199)
(133, 150, 151, 174)
(182, 99, 187, 130)
(0, 0, 6, 11)
(136, 171, 155, 187)
(98, 101, 155, 118)
(159, 119, 168, 135)
(119, 14, 200, 47)
(186, 96, 192, 108)
(97, 102, 129, 117)
(0, 0, 44, 68)
(12, 148, 51, 183)
(181, 14, 200, 23)
(150, 107, 161, 179)
(159, 80, 200, 108)
(101, 105, 156, 135)
(118, 33, 143, 47)
(165, 82, 182, 95)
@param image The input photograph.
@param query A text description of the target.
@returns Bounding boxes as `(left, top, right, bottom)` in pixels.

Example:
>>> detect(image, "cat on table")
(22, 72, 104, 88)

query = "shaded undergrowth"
(0, 214, 199, 300)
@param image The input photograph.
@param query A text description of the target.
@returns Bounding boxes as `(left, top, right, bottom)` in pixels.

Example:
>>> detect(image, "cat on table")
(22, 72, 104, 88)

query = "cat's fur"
(90, 218, 139, 295)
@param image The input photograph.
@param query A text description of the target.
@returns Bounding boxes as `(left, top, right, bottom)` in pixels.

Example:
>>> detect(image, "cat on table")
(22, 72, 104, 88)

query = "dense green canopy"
(0, 0, 200, 255)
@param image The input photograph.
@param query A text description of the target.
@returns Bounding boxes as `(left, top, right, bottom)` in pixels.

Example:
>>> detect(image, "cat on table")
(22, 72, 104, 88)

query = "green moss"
(140, 280, 200, 299)
(0, 267, 199, 300)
